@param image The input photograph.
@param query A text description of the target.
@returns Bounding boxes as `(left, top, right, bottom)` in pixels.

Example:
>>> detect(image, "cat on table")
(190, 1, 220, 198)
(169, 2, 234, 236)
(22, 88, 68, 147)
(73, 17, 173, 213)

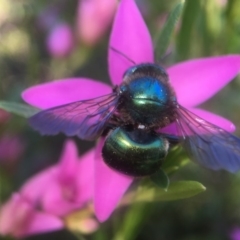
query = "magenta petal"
(0, 193, 30, 236)
(21, 141, 94, 217)
(22, 212, 63, 237)
(0, 193, 63, 238)
(94, 138, 133, 222)
(20, 167, 56, 203)
(108, 0, 154, 85)
(167, 55, 240, 107)
(22, 78, 112, 109)
(190, 108, 236, 132)
(42, 141, 93, 216)
(58, 140, 79, 182)
(76, 149, 95, 203)
(41, 181, 82, 216)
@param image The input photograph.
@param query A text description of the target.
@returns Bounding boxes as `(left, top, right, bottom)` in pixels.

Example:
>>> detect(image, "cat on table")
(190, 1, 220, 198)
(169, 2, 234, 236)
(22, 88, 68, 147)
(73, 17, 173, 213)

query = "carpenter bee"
(29, 62, 240, 176)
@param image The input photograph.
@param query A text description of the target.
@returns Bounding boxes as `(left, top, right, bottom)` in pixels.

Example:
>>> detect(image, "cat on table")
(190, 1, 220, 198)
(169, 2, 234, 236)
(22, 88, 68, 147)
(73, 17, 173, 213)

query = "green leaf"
(125, 181, 205, 203)
(117, 181, 205, 239)
(155, 0, 185, 60)
(176, 0, 201, 60)
(162, 146, 190, 174)
(150, 169, 169, 190)
(0, 101, 39, 118)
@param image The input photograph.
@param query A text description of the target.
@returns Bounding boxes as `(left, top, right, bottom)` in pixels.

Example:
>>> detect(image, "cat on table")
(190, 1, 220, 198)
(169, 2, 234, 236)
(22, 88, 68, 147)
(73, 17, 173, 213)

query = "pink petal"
(41, 181, 82, 216)
(21, 167, 56, 203)
(58, 140, 79, 183)
(76, 149, 95, 203)
(0, 193, 63, 238)
(0, 193, 30, 236)
(21, 166, 76, 217)
(94, 138, 133, 222)
(167, 55, 240, 107)
(21, 141, 80, 208)
(21, 141, 94, 217)
(108, 0, 154, 85)
(58, 141, 94, 204)
(42, 143, 94, 216)
(21, 212, 63, 237)
(22, 79, 112, 109)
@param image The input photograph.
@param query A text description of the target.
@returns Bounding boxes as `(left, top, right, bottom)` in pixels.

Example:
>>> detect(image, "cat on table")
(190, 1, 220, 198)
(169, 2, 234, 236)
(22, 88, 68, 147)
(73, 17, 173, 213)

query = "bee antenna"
(110, 46, 136, 65)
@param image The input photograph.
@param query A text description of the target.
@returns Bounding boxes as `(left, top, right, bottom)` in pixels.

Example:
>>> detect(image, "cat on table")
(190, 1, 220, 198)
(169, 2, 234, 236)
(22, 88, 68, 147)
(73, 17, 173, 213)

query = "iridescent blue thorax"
(125, 76, 169, 106)
(118, 63, 177, 128)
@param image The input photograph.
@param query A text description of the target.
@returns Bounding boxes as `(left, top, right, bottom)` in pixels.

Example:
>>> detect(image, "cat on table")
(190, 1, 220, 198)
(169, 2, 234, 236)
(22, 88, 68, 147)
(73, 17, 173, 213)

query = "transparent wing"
(175, 105, 240, 173)
(29, 92, 119, 140)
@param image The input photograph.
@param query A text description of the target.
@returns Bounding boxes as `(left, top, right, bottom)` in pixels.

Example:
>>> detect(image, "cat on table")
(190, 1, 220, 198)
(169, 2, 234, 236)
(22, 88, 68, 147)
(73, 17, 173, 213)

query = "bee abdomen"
(102, 127, 169, 176)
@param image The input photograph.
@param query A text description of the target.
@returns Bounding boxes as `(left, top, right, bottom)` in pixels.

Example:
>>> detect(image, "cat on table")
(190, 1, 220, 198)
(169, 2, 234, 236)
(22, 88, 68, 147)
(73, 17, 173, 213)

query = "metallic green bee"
(29, 63, 240, 176)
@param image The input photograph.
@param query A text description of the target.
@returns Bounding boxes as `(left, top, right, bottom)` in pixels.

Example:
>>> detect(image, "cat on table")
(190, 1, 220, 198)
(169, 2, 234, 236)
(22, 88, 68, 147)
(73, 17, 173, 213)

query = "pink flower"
(0, 140, 94, 237)
(22, 0, 240, 222)
(76, 0, 117, 45)
(46, 23, 74, 58)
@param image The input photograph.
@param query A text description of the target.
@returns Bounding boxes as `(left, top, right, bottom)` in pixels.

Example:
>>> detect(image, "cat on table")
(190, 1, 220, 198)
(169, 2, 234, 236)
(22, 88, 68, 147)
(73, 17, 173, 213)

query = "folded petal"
(21, 212, 63, 238)
(167, 55, 240, 107)
(22, 79, 112, 109)
(94, 138, 133, 222)
(0, 193, 63, 238)
(109, 0, 154, 85)
(0, 193, 31, 236)
(20, 167, 56, 203)
(41, 181, 82, 216)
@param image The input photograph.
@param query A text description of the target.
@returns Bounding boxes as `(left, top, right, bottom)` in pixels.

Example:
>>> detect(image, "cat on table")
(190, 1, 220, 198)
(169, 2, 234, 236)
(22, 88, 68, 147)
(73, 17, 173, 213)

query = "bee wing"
(29, 92, 119, 140)
(175, 105, 240, 173)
